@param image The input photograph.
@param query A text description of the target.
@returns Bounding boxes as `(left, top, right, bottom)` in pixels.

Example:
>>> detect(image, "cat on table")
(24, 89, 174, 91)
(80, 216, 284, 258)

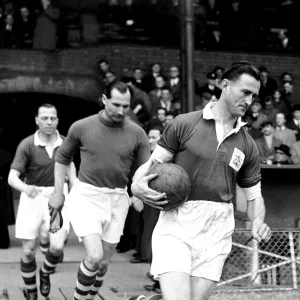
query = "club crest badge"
(229, 147, 245, 171)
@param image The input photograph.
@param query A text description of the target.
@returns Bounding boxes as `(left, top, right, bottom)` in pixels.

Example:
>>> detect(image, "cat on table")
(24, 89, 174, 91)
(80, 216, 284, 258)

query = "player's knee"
(98, 264, 108, 277)
(49, 245, 63, 257)
(86, 253, 103, 270)
(22, 246, 36, 261)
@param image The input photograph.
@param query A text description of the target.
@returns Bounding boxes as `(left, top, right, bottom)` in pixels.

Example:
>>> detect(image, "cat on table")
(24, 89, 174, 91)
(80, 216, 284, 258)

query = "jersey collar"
(34, 130, 63, 148)
(203, 102, 247, 133)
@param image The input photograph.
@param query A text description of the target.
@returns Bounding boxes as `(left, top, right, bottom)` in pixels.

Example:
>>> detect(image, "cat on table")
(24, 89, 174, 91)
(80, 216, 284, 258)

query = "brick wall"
(0, 46, 299, 91)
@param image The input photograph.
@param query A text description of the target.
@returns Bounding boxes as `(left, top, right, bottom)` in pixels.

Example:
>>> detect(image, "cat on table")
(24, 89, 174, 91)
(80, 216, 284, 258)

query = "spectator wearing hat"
(258, 65, 278, 101)
(274, 112, 296, 147)
(290, 140, 300, 165)
(286, 104, 300, 139)
(255, 121, 282, 164)
(244, 100, 268, 139)
(197, 72, 221, 101)
(273, 144, 292, 165)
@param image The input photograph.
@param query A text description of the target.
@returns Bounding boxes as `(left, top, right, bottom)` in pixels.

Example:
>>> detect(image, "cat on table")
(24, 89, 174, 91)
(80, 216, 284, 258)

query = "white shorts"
(65, 180, 130, 244)
(15, 186, 70, 240)
(151, 201, 235, 282)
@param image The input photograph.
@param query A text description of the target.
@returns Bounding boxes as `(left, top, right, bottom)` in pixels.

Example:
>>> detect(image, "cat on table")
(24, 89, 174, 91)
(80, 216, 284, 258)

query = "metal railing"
(217, 229, 300, 292)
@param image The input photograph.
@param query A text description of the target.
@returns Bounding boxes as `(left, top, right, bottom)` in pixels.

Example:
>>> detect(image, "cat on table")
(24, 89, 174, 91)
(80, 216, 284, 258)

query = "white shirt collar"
(34, 130, 62, 148)
(203, 102, 247, 133)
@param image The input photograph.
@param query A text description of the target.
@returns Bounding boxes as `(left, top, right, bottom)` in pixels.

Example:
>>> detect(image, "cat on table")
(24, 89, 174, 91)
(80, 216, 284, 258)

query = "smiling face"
(222, 74, 260, 118)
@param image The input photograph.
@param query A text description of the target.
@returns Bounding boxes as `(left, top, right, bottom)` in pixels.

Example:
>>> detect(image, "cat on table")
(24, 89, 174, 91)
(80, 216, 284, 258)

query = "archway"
(0, 92, 102, 157)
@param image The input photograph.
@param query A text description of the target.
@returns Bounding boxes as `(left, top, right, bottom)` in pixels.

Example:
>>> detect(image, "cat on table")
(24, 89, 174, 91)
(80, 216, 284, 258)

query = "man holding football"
(131, 62, 272, 300)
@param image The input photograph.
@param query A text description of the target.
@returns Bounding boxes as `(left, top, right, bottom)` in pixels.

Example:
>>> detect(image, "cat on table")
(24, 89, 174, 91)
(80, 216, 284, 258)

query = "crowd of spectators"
(1, 0, 300, 52)
(97, 58, 300, 168)
(0, 0, 61, 50)
(96, 0, 300, 52)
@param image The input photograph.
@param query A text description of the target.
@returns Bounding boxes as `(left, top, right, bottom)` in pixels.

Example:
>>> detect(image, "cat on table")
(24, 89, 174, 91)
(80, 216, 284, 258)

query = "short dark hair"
(36, 103, 56, 116)
(222, 61, 262, 84)
(103, 81, 129, 99)
(98, 58, 109, 65)
(148, 126, 164, 135)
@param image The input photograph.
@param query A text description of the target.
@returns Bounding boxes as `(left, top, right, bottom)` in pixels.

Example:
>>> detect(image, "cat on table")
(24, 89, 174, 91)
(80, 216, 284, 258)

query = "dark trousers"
(140, 205, 160, 262)
(0, 221, 10, 249)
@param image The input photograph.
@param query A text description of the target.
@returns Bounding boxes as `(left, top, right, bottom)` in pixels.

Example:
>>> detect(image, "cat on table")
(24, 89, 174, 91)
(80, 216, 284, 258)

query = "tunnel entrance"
(0, 92, 101, 157)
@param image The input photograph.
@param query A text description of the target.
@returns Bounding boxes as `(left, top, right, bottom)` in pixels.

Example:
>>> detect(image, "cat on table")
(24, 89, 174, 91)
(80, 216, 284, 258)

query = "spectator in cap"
(286, 104, 300, 139)
(258, 65, 278, 100)
(273, 144, 292, 165)
(255, 121, 282, 164)
(274, 112, 296, 147)
(290, 139, 300, 164)
(197, 71, 221, 101)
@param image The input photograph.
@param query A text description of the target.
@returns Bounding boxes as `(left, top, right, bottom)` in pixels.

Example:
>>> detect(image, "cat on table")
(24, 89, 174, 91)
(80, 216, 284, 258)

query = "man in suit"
(167, 65, 181, 103)
(151, 87, 178, 116)
(255, 121, 282, 164)
(290, 140, 300, 164)
(274, 112, 296, 147)
(286, 104, 300, 140)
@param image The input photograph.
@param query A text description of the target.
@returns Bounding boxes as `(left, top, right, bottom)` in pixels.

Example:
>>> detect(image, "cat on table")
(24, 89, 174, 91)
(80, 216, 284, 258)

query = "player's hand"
(131, 173, 168, 210)
(252, 218, 272, 243)
(24, 185, 41, 198)
(131, 196, 144, 212)
(49, 209, 63, 234)
(48, 191, 65, 224)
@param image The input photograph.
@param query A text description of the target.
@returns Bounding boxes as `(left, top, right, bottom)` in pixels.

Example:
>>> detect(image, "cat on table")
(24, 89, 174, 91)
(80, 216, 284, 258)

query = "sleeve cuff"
(151, 145, 174, 163)
(242, 182, 262, 201)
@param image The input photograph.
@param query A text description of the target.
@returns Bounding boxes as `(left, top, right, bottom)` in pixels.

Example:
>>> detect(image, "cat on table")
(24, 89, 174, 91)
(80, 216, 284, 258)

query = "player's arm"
(8, 169, 40, 198)
(238, 151, 271, 243)
(49, 123, 80, 222)
(66, 162, 77, 191)
(131, 145, 174, 210)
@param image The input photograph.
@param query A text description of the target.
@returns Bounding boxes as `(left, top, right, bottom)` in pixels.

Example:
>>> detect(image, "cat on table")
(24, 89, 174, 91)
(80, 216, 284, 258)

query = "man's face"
(161, 90, 172, 102)
(20, 7, 29, 18)
(282, 74, 292, 82)
(250, 103, 261, 113)
(148, 129, 161, 152)
(169, 67, 179, 78)
(208, 78, 216, 86)
(165, 114, 174, 124)
(100, 62, 109, 73)
(293, 110, 300, 120)
(152, 64, 161, 74)
(6, 14, 13, 25)
(283, 82, 292, 94)
(273, 90, 281, 99)
(134, 69, 143, 80)
(264, 100, 273, 109)
(155, 76, 165, 89)
(103, 89, 130, 124)
(35, 107, 58, 136)
(275, 150, 288, 163)
(157, 109, 166, 122)
(276, 113, 285, 126)
(262, 124, 273, 136)
(223, 74, 260, 118)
